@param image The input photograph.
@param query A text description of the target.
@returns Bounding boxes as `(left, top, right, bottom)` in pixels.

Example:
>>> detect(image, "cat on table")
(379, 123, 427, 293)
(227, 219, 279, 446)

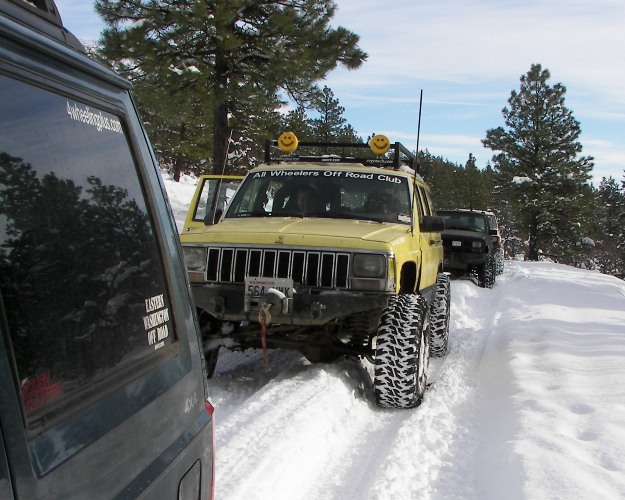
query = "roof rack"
(264, 136, 417, 171)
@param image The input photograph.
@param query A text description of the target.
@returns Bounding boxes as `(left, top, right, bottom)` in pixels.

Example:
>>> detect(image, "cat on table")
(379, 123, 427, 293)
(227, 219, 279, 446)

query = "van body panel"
(0, 1, 214, 498)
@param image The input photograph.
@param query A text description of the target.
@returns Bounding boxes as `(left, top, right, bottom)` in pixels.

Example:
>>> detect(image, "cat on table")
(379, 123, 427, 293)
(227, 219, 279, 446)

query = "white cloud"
(53, 0, 625, 179)
(328, 0, 625, 176)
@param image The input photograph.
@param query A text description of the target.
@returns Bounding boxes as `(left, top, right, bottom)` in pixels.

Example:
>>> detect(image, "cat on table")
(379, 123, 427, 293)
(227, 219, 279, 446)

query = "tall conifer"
(483, 64, 594, 262)
(95, 0, 366, 174)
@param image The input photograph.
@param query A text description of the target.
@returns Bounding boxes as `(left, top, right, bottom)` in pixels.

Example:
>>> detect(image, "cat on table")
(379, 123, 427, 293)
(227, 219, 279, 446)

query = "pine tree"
(620, 171, 625, 277)
(309, 86, 358, 141)
(421, 152, 493, 211)
(420, 151, 462, 209)
(483, 64, 594, 263)
(280, 106, 314, 142)
(589, 177, 625, 275)
(459, 153, 493, 210)
(95, 0, 366, 175)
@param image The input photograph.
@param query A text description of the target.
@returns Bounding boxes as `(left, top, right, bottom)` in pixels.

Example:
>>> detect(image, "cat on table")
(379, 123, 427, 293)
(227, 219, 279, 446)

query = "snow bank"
(163, 176, 625, 499)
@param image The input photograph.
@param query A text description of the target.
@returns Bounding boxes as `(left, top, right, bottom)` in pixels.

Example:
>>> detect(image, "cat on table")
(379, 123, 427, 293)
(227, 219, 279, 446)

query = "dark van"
(0, 0, 215, 498)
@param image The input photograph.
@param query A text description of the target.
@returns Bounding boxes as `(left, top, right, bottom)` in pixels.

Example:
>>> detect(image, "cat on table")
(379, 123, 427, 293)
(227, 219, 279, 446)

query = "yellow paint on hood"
(180, 217, 411, 250)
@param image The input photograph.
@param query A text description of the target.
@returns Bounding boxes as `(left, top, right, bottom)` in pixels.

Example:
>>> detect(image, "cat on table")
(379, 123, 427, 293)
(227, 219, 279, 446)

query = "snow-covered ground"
(161, 172, 198, 229)
(164, 176, 625, 500)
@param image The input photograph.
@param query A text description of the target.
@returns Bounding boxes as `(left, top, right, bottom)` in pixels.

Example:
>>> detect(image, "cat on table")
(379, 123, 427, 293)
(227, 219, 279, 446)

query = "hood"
(441, 228, 489, 241)
(181, 217, 412, 248)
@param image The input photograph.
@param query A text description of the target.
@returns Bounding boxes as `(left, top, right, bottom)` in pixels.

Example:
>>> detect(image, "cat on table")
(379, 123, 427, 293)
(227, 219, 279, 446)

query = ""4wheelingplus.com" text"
(66, 101, 123, 134)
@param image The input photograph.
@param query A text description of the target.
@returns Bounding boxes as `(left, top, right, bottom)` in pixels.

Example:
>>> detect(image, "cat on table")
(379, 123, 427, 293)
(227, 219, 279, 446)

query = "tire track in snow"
(211, 351, 391, 500)
(208, 273, 507, 500)
(363, 277, 505, 500)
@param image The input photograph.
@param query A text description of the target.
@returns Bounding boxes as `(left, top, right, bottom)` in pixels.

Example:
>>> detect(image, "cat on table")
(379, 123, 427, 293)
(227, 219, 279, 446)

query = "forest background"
(89, 0, 624, 278)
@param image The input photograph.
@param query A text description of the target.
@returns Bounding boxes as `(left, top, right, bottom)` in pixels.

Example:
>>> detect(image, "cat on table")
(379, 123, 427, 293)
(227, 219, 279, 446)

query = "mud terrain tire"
(477, 254, 496, 288)
(495, 250, 504, 275)
(429, 274, 450, 357)
(374, 294, 430, 409)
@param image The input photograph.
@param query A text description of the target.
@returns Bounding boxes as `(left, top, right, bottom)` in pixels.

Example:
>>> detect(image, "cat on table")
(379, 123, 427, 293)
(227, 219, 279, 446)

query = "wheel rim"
(416, 312, 429, 395)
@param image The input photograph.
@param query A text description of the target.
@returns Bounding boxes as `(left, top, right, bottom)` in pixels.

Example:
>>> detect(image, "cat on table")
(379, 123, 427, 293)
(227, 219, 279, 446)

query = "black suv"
(0, 1, 214, 498)
(437, 209, 499, 288)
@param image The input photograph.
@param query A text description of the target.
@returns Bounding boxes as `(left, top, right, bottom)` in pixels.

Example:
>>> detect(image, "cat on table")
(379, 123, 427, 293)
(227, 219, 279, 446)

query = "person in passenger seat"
(364, 191, 398, 222)
(295, 185, 317, 212)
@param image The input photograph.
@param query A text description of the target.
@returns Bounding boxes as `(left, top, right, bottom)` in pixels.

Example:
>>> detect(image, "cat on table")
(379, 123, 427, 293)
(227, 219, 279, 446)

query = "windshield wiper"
(229, 210, 271, 218)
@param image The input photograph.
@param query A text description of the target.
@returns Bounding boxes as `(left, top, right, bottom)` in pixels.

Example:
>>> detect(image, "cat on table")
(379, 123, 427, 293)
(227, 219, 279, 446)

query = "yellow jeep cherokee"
(181, 137, 450, 408)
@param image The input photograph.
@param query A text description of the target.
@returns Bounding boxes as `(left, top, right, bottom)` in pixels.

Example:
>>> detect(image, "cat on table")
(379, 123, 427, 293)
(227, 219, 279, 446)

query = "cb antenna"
(411, 90, 423, 235)
(415, 89, 423, 174)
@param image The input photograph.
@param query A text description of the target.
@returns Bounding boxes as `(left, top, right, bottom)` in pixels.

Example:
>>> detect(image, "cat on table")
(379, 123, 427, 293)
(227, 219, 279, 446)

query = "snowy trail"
(163, 168, 625, 499)
(209, 271, 505, 500)
(206, 261, 625, 499)
(474, 263, 625, 500)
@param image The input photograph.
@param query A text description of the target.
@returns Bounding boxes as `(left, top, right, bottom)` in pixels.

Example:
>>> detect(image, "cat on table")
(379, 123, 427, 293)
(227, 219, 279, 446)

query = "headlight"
(182, 246, 208, 272)
(352, 254, 386, 278)
(471, 241, 483, 249)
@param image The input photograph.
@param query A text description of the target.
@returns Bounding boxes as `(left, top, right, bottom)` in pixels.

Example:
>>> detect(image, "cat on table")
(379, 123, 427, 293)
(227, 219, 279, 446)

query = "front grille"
(205, 247, 351, 289)
(444, 238, 483, 252)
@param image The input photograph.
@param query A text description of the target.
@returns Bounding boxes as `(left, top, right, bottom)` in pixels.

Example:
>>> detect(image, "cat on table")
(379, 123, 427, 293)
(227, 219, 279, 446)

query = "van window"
(0, 75, 176, 420)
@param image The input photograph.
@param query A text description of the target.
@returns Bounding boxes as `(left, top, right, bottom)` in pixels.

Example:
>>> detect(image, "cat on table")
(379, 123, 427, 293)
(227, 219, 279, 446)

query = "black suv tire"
(429, 273, 451, 356)
(477, 254, 496, 288)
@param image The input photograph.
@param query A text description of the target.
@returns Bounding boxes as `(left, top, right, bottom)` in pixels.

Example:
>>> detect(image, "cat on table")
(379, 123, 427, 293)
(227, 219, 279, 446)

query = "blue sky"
(56, 0, 625, 184)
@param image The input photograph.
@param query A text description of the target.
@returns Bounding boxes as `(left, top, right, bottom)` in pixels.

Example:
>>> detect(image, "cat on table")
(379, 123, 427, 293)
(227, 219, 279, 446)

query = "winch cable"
(258, 302, 272, 364)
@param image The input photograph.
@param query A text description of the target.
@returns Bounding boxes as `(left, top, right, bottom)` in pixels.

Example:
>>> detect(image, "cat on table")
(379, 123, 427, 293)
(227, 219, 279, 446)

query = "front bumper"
(443, 249, 487, 271)
(192, 283, 390, 326)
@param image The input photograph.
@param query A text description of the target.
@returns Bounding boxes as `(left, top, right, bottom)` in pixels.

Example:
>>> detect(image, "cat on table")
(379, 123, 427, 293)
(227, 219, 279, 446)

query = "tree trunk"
(527, 213, 539, 260)
(172, 122, 187, 182)
(213, 46, 230, 174)
(213, 101, 230, 174)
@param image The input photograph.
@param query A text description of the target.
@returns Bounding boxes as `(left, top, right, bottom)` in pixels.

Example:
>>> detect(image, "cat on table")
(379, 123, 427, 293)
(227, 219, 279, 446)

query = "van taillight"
(205, 400, 215, 416)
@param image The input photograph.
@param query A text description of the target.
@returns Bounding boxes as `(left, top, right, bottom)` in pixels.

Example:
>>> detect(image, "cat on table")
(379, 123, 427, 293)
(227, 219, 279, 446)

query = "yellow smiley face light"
(369, 134, 391, 155)
(278, 131, 299, 153)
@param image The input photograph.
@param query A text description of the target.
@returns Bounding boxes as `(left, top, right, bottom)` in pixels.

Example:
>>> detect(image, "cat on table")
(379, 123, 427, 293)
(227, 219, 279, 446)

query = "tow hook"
(258, 288, 290, 316)
(211, 295, 226, 314)
(310, 301, 325, 320)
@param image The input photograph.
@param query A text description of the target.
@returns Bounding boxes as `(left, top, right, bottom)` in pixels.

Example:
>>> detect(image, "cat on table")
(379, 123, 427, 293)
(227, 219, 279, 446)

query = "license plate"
(245, 277, 293, 298)
(452, 240, 462, 247)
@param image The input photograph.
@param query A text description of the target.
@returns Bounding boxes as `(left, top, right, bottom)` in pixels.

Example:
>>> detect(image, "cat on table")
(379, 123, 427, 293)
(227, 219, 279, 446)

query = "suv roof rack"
(264, 137, 417, 171)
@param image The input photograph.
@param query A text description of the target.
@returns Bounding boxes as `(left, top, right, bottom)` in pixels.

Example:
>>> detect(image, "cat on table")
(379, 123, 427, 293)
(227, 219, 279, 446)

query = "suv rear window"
(0, 76, 176, 419)
(439, 211, 487, 232)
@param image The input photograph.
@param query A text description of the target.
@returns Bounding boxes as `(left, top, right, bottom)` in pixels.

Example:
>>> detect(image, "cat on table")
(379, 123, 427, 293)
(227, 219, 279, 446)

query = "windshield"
(225, 168, 412, 224)
(439, 211, 487, 232)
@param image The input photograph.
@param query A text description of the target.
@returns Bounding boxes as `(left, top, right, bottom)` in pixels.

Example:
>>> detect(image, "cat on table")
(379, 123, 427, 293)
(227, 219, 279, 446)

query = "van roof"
(1, 0, 85, 52)
(0, 0, 131, 89)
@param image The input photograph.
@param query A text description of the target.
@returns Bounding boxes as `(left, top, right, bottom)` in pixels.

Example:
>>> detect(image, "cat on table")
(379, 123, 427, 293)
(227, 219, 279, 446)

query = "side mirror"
(421, 215, 445, 232)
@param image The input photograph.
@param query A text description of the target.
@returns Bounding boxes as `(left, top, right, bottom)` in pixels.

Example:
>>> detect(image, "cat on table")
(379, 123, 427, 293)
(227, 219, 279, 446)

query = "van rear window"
(0, 76, 175, 417)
